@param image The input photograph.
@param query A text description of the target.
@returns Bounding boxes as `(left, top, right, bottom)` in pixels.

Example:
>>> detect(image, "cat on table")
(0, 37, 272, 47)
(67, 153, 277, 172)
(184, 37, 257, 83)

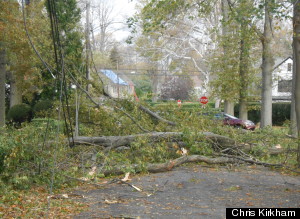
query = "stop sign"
(200, 96, 208, 105)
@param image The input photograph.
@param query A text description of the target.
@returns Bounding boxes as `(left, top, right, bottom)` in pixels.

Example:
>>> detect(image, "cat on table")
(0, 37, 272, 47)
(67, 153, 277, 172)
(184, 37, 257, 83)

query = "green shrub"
(235, 103, 291, 126)
(0, 123, 70, 189)
(7, 103, 32, 124)
(33, 100, 53, 117)
(272, 103, 290, 125)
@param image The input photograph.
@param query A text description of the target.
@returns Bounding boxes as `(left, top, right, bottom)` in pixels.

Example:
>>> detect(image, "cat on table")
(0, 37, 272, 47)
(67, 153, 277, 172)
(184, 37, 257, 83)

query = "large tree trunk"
(291, 50, 297, 137)
(222, 0, 235, 116)
(72, 132, 235, 149)
(293, 1, 300, 166)
(260, 0, 274, 128)
(238, 17, 250, 121)
(0, 47, 6, 127)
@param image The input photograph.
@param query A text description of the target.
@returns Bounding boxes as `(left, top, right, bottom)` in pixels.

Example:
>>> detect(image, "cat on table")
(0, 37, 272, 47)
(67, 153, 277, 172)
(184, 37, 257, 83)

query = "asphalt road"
(74, 165, 300, 219)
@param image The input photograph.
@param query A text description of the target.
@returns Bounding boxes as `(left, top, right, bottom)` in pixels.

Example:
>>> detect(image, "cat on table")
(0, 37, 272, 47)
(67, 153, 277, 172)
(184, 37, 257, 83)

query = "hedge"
(235, 103, 291, 126)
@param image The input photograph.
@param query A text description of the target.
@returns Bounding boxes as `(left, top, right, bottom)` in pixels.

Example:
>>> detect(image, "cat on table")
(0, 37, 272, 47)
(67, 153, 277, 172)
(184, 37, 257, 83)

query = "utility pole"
(86, 0, 91, 91)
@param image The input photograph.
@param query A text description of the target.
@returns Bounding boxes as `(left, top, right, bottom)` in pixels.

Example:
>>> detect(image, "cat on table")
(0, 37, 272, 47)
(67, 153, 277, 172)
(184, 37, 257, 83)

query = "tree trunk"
(0, 47, 6, 127)
(150, 69, 159, 102)
(222, 0, 235, 116)
(224, 100, 234, 115)
(9, 73, 22, 108)
(72, 131, 235, 149)
(260, 0, 274, 128)
(293, 1, 300, 166)
(238, 18, 250, 121)
(85, 0, 91, 91)
(291, 52, 297, 137)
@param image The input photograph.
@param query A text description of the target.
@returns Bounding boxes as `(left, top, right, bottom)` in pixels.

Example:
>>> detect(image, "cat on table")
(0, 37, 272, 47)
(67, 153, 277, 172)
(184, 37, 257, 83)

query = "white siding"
(272, 57, 293, 98)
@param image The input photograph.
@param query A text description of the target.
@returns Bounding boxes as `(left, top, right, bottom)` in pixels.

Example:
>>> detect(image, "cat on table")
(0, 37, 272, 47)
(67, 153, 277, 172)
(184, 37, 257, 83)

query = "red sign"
(200, 96, 208, 105)
(177, 99, 182, 107)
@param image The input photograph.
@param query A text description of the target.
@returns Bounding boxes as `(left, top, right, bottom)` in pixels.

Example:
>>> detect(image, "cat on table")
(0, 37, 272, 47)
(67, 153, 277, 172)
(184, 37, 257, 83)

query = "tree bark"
(260, 0, 274, 128)
(72, 131, 235, 149)
(85, 0, 91, 91)
(0, 47, 6, 127)
(102, 155, 238, 176)
(291, 51, 297, 137)
(150, 68, 159, 102)
(238, 17, 250, 121)
(293, 1, 300, 166)
(9, 73, 22, 108)
(224, 100, 234, 115)
(101, 154, 282, 176)
(222, 0, 235, 116)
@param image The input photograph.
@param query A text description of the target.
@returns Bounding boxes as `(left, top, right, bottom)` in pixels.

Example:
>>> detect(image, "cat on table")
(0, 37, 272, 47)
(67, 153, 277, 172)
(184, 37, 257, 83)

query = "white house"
(272, 57, 292, 101)
(99, 69, 137, 99)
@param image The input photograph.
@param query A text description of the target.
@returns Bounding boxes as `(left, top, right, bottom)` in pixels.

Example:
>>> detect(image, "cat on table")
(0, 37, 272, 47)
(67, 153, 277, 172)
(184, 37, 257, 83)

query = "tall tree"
(92, 0, 115, 52)
(293, 0, 300, 165)
(236, 0, 256, 120)
(53, 0, 83, 70)
(0, 1, 6, 127)
(85, 0, 91, 91)
(260, 0, 275, 128)
(221, 0, 235, 115)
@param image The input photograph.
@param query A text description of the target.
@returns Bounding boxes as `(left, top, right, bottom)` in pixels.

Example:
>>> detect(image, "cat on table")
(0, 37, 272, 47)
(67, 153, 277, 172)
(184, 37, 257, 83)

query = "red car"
(214, 113, 256, 130)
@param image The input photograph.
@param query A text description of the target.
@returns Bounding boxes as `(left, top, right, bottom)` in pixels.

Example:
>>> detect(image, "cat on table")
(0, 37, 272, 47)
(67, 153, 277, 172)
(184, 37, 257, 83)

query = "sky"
(111, 0, 137, 41)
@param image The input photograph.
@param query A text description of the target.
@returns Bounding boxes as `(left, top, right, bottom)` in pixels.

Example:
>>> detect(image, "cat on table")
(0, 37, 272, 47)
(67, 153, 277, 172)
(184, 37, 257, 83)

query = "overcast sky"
(111, 0, 137, 41)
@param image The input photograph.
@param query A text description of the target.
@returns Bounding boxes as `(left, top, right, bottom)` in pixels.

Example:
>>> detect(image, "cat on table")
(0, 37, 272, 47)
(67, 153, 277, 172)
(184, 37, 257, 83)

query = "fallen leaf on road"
(121, 172, 131, 182)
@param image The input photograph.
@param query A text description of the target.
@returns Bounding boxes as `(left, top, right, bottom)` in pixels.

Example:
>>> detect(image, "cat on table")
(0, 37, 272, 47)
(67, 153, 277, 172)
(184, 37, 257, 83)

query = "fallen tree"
(72, 131, 236, 149)
(101, 154, 283, 176)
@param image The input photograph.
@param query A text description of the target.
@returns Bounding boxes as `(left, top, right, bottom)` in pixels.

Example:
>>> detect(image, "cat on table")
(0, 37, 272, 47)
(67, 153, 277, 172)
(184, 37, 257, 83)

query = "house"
(272, 56, 293, 102)
(98, 69, 137, 99)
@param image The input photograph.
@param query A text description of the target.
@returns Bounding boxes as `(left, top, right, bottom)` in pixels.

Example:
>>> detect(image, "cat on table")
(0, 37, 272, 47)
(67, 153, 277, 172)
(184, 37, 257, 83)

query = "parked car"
(214, 112, 256, 130)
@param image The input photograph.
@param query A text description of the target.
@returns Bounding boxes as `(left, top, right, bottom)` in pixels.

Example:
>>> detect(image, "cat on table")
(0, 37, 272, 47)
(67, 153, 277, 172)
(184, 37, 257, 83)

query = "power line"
(97, 68, 205, 76)
(21, 0, 56, 79)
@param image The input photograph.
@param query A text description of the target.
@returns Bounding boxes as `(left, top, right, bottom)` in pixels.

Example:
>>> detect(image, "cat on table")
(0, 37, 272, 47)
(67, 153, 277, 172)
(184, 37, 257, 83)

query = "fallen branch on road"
(101, 154, 284, 176)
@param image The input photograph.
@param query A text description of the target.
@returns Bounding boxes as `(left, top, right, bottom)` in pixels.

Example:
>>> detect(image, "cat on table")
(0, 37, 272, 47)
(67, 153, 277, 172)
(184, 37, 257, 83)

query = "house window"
(288, 63, 292, 72)
(278, 80, 292, 93)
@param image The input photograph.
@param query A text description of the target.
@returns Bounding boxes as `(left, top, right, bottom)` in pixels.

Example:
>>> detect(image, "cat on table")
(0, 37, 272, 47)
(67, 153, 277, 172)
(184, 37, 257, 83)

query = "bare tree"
(89, 0, 116, 52)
